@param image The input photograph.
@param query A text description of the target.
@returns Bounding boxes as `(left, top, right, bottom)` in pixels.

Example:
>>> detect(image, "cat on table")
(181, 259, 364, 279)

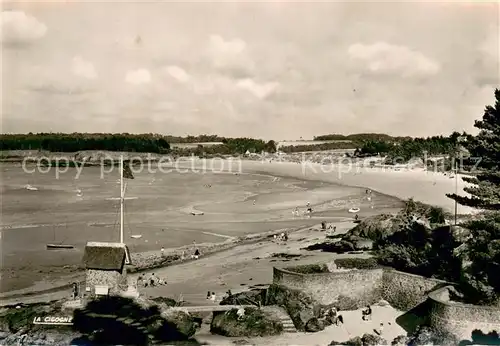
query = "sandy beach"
(0, 161, 401, 293)
(0, 157, 475, 344)
(0, 156, 470, 295)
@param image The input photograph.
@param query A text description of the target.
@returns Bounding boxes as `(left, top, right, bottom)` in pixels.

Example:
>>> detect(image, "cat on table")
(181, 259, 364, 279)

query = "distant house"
(82, 242, 131, 297)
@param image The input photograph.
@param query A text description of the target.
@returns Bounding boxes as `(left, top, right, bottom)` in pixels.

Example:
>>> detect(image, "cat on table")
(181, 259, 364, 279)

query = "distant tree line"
(0, 133, 171, 153)
(353, 132, 473, 163)
(314, 133, 411, 142)
(165, 134, 226, 143)
(172, 138, 277, 156)
(279, 141, 357, 153)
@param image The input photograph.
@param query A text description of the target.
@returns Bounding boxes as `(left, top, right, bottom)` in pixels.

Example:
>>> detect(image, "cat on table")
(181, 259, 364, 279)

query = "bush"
(334, 258, 380, 270)
(285, 264, 330, 274)
(210, 308, 282, 337)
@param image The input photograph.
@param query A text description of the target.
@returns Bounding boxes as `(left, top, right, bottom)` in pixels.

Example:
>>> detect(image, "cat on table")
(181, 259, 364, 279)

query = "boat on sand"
(46, 244, 74, 250)
(348, 207, 360, 213)
(131, 235, 142, 239)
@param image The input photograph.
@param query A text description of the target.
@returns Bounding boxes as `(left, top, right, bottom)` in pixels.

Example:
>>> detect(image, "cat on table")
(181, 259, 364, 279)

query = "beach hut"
(82, 241, 131, 297)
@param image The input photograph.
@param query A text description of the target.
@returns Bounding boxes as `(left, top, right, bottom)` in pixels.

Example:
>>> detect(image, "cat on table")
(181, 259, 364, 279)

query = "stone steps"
(261, 306, 297, 333)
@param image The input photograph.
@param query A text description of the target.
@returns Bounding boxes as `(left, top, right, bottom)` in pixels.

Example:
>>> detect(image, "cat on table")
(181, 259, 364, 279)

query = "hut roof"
(82, 242, 131, 270)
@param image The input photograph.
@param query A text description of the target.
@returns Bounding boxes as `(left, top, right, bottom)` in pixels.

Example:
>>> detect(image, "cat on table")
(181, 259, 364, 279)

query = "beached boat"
(130, 234, 142, 239)
(46, 243, 75, 250)
(348, 207, 361, 213)
(191, 210, 204, 216)
(46, 225, 75, 250)
(25, 184, 38, 191)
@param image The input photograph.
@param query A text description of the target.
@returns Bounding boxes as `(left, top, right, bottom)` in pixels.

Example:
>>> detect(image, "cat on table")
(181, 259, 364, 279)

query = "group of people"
(274, 232, 289, 243)
(206, 291, 217, 302)
(292, 202, 313, 218)
(137, 273, 167, 287)
(319, 306, 344, 326)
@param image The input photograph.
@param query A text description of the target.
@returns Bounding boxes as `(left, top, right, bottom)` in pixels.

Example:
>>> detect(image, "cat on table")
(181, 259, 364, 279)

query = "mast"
(454, 161, 458, 226)
(120, 156, 124, 244)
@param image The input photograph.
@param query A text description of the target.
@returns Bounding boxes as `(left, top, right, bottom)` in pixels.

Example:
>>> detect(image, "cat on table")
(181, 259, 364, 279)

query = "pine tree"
(447, 88, 500, 210)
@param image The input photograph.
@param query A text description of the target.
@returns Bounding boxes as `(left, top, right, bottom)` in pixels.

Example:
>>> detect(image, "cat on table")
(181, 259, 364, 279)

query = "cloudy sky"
(1, 1, 498, 139)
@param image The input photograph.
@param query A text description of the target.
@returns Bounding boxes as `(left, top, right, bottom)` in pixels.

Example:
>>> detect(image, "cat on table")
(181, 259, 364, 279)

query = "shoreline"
(0, 155, 463, 301)
(0, 220, 341, 304)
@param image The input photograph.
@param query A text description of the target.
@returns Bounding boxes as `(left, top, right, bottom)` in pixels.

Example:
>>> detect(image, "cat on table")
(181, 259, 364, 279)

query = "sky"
(1, 1, 499, 140)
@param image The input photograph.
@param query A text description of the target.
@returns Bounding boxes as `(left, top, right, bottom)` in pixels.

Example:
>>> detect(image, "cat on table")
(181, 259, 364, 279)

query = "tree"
(447, 88, 500, 210)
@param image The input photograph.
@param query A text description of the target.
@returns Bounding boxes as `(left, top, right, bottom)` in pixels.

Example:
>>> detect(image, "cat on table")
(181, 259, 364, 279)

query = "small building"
(82, 241, 131, 297)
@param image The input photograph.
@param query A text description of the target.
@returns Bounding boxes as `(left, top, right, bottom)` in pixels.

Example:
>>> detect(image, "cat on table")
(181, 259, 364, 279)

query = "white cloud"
(0, 10, 47, 44)
(348, 42, 440, 77)
(125, 68, 151, 85)
(165, 65, 190, 83)
(236, 78, 279, 99)
(72, 56, 97, 79)
(206, 34, 254, 76)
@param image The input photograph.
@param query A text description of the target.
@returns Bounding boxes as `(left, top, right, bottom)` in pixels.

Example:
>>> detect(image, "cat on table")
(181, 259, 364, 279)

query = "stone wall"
(273, 265, 500, 339)
(428, 286, 500, 340)
(85, 268, 127, 296)
(382, 269, 448, 311)
(273, 267, 384, 306)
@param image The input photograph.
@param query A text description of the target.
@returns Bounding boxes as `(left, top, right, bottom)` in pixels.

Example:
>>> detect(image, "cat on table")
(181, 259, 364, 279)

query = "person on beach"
(355, 214, 359, 221)
(362, 305, 372, 321)
(161, 247, 165, 255)
(207, 291, 211, 300)
(210, 292, 216, 302)
(193, 248, 200, 259)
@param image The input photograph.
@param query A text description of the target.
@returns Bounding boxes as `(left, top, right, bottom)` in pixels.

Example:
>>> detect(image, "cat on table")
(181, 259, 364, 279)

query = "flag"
(122, 162, 135, 179)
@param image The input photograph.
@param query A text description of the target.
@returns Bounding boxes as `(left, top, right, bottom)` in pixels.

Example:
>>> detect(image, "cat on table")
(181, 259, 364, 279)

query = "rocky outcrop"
(329, 333, 388, 345)
(265, 284, 321, 332)
(210, 307, 283, 337)
(220, 289, 266, 306)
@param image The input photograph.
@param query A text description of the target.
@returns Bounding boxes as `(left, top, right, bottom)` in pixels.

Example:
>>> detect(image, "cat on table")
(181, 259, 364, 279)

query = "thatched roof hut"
(82, 242, 131, 270)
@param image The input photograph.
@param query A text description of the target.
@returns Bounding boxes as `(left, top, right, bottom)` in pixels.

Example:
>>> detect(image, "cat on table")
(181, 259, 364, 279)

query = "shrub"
(285, 264, 330, 274)
(334, 258, 380, 270)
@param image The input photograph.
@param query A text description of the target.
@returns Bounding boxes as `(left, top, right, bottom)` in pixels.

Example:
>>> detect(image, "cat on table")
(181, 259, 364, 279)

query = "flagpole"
(120, 156, 124, 244)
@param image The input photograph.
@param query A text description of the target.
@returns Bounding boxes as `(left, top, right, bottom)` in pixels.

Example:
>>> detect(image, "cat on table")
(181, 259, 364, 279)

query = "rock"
(409, 326, 458, 345)
(305, 317, 325, 332)
(161, 310, 197, 339)
(220, 289, 266, 306)
(265, 284, 321, 331)
(210, 308, 283, 337)
(362, 333, 388, 345)
(329, 336, 363, 345)
(391, 335, 410, 345)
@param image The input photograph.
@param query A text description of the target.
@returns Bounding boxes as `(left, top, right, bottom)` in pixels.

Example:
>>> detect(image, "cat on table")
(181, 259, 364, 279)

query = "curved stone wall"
(273, 265, 500, 339)
(273, 266, 384, 306)
(428, 286, 500, 340)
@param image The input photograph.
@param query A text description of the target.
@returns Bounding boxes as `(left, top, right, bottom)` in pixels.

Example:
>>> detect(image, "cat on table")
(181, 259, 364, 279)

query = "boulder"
(265, 284, 321, 331)
(220, 289, 266, 306)
(391, 335, 410, 345)
(160, 310, 197, 339)
(329, 333, 388, 346)
(362, 333, 388, 345)
(305, 317, 325, 332)
(210, 308, 283, 337)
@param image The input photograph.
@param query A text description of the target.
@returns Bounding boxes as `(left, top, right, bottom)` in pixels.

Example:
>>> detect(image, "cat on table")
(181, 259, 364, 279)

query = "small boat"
(46, 244, 74, 250)
(130, 234, 142, 239)
(348, 207, 361, 213)
(25, 184, 38, 191)
(190, 210, 204, 216)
